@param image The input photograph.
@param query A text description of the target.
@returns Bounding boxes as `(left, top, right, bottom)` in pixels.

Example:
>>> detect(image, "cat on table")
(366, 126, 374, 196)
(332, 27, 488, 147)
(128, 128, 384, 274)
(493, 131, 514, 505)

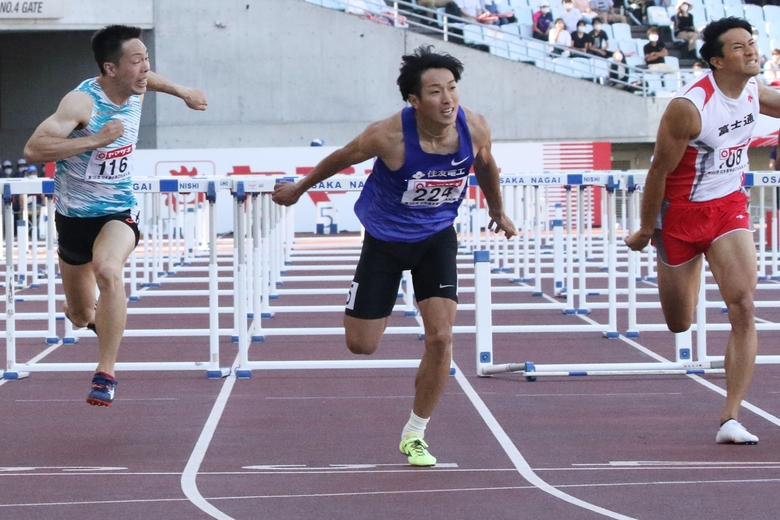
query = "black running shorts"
(55, 210, 140, 266)
(345, 226, 458, 320)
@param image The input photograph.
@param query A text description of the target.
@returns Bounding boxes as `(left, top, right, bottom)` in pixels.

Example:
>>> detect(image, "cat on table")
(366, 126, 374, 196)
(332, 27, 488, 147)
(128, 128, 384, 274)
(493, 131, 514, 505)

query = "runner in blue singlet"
(24, 25, 207, 407)
(273, 45, 516, 466)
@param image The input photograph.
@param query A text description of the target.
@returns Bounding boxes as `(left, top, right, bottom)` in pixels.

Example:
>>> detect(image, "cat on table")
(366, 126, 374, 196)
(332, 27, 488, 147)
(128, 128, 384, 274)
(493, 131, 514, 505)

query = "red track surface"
(2, 238, 780, 520)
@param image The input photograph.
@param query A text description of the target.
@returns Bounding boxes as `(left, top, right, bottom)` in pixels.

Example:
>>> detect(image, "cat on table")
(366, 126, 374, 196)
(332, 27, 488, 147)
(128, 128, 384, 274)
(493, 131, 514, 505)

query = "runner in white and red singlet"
(626, 17, 780, 445)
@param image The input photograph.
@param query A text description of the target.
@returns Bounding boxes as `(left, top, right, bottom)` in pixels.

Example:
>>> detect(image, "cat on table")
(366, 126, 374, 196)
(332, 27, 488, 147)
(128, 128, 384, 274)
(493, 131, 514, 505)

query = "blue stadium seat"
(647, 6, 672, 25)
(611, 22, 632, 42)
(744, 4, 766, 32)
(765, 5, 780, 25)
(704, 1, 725, 22)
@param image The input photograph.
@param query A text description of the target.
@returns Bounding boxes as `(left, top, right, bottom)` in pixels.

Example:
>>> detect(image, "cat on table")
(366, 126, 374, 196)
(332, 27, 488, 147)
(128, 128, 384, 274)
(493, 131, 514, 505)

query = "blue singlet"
(353, 106, 474, 243)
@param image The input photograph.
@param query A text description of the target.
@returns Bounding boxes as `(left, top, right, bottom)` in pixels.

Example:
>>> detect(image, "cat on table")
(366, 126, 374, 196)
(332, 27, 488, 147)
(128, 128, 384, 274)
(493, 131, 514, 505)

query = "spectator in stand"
(550, 18, 573, 54)
(483, 0, 517, 25)
(609, 48, 630, 89)
(764, 48, 780, 85)
(1, 160, 12, 178)
(561, 0, 582, 32)
(574, 0, 599, 22)
(571, 20, 593, 54)
(455, 0, 499, 24)
(14, 158, 27, 178)
(532, 1, 555, 41)
(672, 0, 698, 57)
(588, 17, 613, 59)
(590, 0, 627, 24)
(644, 26, 674, 71)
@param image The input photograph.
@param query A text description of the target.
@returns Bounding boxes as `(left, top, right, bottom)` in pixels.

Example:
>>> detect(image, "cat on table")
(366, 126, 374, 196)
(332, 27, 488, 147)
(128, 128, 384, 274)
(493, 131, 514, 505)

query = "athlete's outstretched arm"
(272, 118, 392, 207)
(146, 71, 208, 111)
(757, 80, 780, 119)
(624, 98, 700, 251)
(467, 109, 517, 239)
(24, 91, 124, 164)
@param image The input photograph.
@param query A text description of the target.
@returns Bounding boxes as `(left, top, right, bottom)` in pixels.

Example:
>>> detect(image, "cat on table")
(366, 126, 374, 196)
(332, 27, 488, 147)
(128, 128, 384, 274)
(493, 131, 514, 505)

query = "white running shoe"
(715, 419, 758, 445)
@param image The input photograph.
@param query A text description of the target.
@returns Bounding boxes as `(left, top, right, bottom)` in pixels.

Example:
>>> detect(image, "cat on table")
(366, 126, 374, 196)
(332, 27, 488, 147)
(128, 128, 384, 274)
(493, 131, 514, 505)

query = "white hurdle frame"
(2, 177, 230, 380)
(225, 177, 424, 378)
(478, 170, 780, 379)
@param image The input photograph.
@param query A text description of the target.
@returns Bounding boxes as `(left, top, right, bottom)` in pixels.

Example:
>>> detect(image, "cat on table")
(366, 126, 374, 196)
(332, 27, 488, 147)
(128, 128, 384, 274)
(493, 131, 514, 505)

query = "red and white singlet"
(665, 70, 759, 203)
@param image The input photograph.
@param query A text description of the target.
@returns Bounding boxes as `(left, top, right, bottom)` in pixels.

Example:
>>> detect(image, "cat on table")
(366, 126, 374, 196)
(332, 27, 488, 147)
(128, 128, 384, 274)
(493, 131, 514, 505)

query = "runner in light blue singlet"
(55, 78, 141, 218)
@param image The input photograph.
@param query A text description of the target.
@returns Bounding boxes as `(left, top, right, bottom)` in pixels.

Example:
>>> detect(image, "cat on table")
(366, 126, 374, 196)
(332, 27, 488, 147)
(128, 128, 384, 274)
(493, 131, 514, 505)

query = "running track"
(2, 235, 780, 520)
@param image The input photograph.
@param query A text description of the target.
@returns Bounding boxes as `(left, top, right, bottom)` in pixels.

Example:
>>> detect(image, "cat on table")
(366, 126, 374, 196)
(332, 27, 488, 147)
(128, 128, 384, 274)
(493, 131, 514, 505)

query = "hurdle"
(222, 177, 426, 378)
(477, 170, 780, 379)
(623, 171, 780, 366)
(2, 177, 231, 380)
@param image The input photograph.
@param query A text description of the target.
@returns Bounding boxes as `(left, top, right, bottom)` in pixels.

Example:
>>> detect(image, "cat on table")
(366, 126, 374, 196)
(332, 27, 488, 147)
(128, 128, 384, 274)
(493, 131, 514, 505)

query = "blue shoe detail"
(86, 372, 117, 406)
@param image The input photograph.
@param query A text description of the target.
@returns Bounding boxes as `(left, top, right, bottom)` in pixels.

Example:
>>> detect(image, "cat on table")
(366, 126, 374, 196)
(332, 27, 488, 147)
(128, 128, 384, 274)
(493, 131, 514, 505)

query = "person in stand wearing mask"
(571, 20, 593, 55)
(644, 26, 674, 72)
(532, 1, 554, 41)
(1, 160, 13, 178)
(549, 18, 573, 55)
(14, 158, 27, 178)
(673, 0, 698, 58)
(561, 0, 582, 33)
(609, 48, 630, 89)
(588, 17, 613, 60)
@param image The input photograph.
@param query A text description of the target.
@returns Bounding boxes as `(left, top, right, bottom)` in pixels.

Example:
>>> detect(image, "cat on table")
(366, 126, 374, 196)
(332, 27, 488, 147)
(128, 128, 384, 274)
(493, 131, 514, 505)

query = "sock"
(401, 411, 430, 440)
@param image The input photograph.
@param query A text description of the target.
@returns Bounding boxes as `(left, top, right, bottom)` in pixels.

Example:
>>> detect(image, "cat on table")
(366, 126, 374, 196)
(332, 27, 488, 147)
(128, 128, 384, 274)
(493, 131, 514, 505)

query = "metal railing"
(305, 0, 694, 97)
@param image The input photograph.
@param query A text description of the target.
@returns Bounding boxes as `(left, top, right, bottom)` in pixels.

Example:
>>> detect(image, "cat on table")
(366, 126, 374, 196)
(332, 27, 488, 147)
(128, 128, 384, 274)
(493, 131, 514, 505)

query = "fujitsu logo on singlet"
(717, 113, 755, 137)
(96, 144, 133, 161)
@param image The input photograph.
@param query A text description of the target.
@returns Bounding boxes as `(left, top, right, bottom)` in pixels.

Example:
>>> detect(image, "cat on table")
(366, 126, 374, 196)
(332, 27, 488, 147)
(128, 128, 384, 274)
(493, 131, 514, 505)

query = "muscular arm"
(758, 80, 780, 118)
(272, 115, 401, 206)
(466, 108, 517, 238)
(24, 91, 123, 163)
(625, 98, 700, 250)
(146, 71, 208, 111)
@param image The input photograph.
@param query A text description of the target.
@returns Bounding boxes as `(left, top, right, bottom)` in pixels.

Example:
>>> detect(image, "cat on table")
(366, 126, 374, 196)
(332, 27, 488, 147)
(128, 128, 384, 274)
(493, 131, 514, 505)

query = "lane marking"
(0, 466, 127, 473)
(402, 287, 635, 519)
(14, 398, 179, 403)
(0, 340, 64, 389)
(452, 361, 636, 520)
(7, 476, 780, 509)
(568, 311, 780, 428)
(515, 392, 683, 397)
(242, 462, 459, 471)
(264, 395, 414, 400)
(180, 358, 238, 520)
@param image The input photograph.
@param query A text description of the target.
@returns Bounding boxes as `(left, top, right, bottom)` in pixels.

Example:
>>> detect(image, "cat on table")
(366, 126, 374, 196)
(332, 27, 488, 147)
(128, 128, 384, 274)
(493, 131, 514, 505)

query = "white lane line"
(515, 392, 683, 397)
(15, 398, 179, 402)
(452, 361, 636, 520)
(264, 395, 414, 400)
(582, 314, 780, 429)
(180, 359, 238, 520)
(7, 475, 780, 509)
(0, 340, 64, 388)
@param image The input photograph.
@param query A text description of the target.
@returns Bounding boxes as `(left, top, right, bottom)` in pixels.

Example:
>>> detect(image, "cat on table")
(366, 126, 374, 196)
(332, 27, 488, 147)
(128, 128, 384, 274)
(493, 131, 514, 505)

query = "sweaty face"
(714, 28, 760, 76)
(110, 38, 150, 96)
(412, 68, 459, 127)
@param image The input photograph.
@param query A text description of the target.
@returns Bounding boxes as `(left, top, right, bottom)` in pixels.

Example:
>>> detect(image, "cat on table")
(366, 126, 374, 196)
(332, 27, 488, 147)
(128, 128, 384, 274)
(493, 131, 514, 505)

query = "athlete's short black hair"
(397, 45, 464, 101)
(91, 25, 143, 75)
(699, 17, 753, 68)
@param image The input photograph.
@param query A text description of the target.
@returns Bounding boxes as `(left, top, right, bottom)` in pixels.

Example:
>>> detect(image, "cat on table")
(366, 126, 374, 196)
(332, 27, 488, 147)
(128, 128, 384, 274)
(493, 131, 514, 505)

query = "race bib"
(400, 177, 467, 207)
(715, 141, 749, 174)
(85, 144, 134, 182)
